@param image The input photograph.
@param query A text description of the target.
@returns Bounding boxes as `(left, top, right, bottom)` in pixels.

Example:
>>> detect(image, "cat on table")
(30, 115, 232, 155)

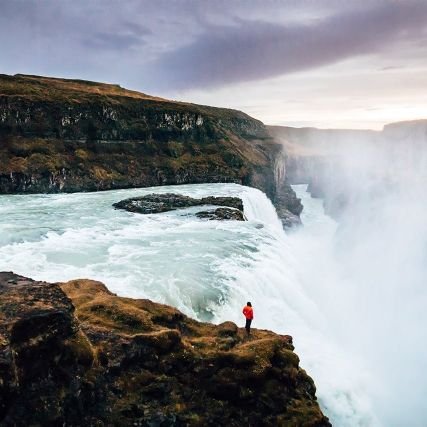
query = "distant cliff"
(268, 121, 427, 218)
(0, 272, 330, 426)
(0, 74, 301, 226)
(267, 125, 378, 184)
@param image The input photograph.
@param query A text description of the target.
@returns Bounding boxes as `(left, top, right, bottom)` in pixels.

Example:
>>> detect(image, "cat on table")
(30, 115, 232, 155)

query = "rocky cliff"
(0, 272, 330, 426)
(267, 125, 378, 185)
(268, 121, 427, 218)
(0, 74, 301, 225)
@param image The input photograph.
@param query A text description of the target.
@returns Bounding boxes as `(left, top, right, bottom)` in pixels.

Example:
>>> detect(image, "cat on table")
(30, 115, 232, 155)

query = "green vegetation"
(0, 74, 275, 194)
(0, 135, 267, 192)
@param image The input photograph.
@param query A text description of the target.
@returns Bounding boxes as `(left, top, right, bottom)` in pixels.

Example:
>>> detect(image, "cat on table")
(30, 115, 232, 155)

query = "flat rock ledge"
(113, 193, 246, 221)
(0, 272, 331, 427)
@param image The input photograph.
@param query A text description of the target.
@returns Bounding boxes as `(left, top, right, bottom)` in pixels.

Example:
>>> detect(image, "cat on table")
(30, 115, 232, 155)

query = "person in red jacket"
(242, 302, 253, 336)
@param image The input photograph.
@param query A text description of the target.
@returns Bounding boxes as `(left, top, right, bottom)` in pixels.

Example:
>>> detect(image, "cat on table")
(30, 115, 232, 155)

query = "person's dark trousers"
(245, 318, 252, 335)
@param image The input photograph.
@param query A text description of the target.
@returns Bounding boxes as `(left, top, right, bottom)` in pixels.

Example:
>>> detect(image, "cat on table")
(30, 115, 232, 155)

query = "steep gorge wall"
(0, 75, 301, 224)
(268, 121, 427, 218)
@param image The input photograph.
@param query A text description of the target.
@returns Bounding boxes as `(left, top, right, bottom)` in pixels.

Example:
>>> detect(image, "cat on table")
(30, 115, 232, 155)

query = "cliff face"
(268, 121, 427, 218)
(0, 74, 301, 224)
(267, 125, 378, 184)
(0, 272, 330, 426)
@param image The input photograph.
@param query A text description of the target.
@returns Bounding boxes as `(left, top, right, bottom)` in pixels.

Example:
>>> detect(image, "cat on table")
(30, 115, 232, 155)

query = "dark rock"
(274, 188, 303, 229)
(200, 196, 243, 211)
(217, 321, 238, 337)
(113, 193, 198, 214)
(0, 272, 93, 426)
(195, 207, 245, 221)
(278, 209, 302, 229)
(113, 193, 245, 221)
(0, 273, 331, 426)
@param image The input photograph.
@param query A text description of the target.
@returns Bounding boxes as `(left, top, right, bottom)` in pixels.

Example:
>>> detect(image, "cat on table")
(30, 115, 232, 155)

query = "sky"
(1, 0, 427, 129)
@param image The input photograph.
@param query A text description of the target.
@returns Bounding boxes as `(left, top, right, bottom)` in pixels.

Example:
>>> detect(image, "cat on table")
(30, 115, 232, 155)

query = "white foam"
(0, 183, 385, 425)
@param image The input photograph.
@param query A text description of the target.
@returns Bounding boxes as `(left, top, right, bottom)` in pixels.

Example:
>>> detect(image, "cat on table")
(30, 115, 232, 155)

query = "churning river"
(1, 183, 425, 426)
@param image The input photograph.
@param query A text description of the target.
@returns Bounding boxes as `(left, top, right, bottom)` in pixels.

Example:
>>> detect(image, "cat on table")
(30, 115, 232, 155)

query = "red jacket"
(243, 305, 253, 320)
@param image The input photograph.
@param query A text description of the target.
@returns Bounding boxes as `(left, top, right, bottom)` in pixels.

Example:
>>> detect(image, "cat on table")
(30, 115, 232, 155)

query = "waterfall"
(1, 181, 424, 425)
(211, 184, 378, 427)
(240, 186, 284, 231)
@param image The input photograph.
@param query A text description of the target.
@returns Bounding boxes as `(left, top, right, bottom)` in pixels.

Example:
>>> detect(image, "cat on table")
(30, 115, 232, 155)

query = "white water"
(0, 182, 420, 426)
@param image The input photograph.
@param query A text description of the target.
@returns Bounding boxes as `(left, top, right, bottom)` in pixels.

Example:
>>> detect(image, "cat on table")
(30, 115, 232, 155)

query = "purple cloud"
(143, 1, 427, 90)
(0, 0, 426, 93)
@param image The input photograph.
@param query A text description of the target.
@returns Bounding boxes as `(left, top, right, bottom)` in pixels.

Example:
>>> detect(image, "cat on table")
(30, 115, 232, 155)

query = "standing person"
(242, 302, 253, 336)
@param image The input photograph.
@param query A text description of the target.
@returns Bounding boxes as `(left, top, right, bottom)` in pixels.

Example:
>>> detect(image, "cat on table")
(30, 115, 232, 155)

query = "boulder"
(195, 207, 245, 221)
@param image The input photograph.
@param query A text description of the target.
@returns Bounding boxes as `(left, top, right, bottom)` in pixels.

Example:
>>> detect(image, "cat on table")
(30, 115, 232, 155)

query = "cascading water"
(213, 185, 378, 427)
(1, 182, 424, 426)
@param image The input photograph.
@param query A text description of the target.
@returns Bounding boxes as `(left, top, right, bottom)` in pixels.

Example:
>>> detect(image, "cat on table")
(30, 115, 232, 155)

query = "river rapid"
(1, 182, 423, 426)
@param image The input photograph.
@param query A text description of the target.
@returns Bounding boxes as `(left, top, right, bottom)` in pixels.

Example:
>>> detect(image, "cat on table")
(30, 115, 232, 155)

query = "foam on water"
(0, 183, 378, 425)
(0, 184, 277, 319)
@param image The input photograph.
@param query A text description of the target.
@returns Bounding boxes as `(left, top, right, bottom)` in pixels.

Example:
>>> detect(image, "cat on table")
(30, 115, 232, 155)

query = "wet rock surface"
(274, 185, 303, 229)
(113, 193, 245, 222)
(195, 207, 245, 221)
(0, 272, 331, 426)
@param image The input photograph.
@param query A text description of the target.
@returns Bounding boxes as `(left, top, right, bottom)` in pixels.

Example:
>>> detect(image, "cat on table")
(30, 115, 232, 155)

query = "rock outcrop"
(113, 193, 245, 221)
(0, 74, 300, 227)
(0, 272, 331, 426)
(113, 193, 244, 215)
(113, 193, 246, 221)
(195, 207, 245, 221)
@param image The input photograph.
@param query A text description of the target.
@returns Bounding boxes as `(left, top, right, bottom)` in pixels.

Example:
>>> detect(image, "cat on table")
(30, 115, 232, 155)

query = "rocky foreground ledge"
(0, 272, 330, 426)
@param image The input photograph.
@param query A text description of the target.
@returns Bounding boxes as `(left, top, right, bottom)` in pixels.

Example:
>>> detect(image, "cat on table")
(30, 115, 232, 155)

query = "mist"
(284, 121, 427, 425)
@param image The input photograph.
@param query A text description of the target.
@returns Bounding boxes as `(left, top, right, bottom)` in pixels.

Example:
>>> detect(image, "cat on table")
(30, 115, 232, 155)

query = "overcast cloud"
(144, 1, 427, 90)
(1, 0, 426, 128)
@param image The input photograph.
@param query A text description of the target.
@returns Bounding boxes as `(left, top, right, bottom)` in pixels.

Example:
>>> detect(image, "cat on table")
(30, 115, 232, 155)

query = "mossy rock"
(217, 321, 238, 337)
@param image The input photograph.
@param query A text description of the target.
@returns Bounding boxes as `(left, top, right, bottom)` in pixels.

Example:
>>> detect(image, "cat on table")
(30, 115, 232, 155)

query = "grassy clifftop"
(0, 272, 330, 426)
(0, 74, 273, 193)
(0, 74, 164, 102)
(0, 74, 303, 225)
(0, 73, 263, 124)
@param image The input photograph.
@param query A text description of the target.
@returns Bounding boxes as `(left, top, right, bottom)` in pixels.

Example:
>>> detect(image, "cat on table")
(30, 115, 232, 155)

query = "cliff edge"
(268, 121, 427, 218)
(0, 74, 301, 226)
(0, 272, 330, 426)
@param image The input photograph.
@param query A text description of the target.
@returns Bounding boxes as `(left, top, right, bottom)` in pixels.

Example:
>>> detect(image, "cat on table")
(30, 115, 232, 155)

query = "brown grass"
(0, 74, 165, 102)
(0, 74, 260, 123)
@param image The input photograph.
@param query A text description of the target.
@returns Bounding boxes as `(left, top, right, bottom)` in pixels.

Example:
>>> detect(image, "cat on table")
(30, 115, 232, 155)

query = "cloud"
(0, 0, 426, 101)
(84, 32, 144, 51)
(379, 65, 404, 71)
(84, 23, 151, 51)
(143, 1, 427, 90)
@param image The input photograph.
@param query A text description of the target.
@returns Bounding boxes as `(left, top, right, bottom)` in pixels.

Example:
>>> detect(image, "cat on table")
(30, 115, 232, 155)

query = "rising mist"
(279, 121, 427, 426)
